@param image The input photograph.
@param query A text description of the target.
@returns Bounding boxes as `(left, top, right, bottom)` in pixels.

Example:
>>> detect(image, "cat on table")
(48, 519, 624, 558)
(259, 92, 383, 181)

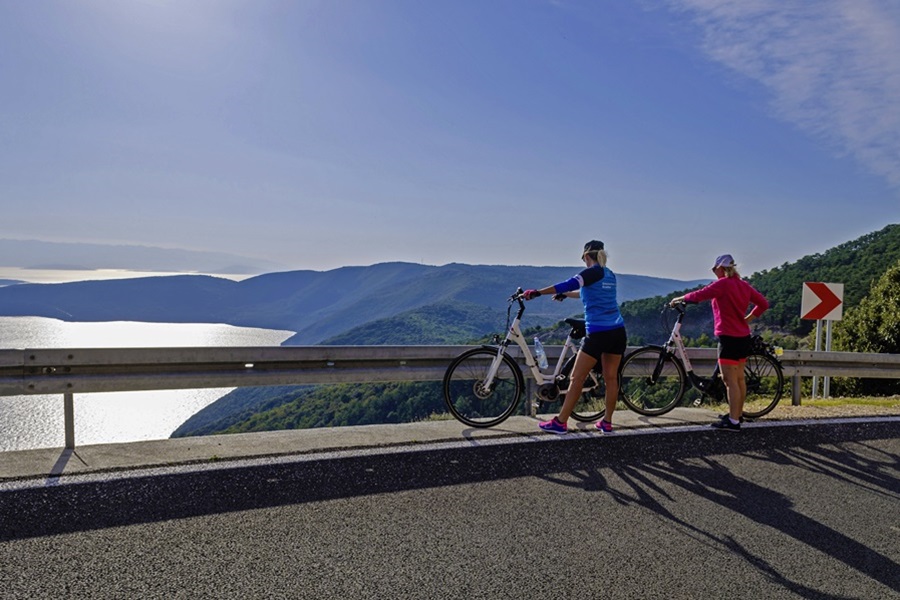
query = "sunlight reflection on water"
(0, 317, 294, 451)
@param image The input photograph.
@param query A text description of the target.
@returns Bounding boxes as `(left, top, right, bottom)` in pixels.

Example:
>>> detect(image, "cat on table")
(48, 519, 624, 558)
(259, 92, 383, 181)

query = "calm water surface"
(0, 317, 293, 451)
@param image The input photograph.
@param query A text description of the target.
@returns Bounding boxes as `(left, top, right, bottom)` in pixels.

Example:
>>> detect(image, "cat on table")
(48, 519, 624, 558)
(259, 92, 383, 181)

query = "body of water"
(0, 317, 294, 452)
(0, 266, 253, 284)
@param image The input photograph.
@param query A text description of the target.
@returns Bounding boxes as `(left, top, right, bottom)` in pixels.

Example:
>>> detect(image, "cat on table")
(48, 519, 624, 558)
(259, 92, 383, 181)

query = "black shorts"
(581, 327, 627, 360)
(718, 335, 752, 365)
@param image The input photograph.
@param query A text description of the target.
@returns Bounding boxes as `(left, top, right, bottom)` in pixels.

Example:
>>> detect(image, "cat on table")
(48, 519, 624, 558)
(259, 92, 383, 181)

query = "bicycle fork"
(480, 343, 510, 392)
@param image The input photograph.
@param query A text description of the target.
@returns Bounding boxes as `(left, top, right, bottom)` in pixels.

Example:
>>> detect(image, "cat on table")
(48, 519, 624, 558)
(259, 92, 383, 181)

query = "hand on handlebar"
(669, 297, 685, 308)
(552, 293, 567, 302)
(523, 289, 542, 301)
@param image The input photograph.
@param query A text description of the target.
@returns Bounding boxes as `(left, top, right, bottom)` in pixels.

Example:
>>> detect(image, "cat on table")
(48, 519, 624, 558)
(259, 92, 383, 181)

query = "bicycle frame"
(660, 302, 784, 401)
(660, 303, 722, 396)
(484, 292, 571, 384)
(442, 289, 608, 428)
(617, 302, 784, 419)
(481, 290, 596, 405)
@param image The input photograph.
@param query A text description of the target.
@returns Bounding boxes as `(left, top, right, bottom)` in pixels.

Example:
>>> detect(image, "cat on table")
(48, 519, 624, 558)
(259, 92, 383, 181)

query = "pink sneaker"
(538, 416, 568, 434)
(595, 419, 613, 433)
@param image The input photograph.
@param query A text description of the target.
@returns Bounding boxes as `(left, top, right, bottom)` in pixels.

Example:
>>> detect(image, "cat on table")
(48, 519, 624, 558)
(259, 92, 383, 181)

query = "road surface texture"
(1, 419, 898, 599)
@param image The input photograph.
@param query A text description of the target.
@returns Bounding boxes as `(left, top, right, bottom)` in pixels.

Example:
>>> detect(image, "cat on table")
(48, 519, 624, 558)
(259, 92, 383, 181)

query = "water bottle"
(533, 337, 548, 369)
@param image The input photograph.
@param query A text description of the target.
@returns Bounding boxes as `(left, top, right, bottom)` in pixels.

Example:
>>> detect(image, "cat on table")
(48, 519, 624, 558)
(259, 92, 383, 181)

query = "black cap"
(583, 240, 604, 253)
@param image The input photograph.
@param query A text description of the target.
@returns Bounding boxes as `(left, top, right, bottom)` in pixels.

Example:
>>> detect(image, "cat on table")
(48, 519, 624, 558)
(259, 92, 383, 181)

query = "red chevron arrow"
(802, 282, 842, 320)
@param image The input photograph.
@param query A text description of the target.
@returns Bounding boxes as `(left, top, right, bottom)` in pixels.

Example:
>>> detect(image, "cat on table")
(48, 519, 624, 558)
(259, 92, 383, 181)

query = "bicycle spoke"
(742, 353, 784, 418)
(443, 349, 522, 427)
(568, 370, 606, 422)
(619, 347, 686, 416)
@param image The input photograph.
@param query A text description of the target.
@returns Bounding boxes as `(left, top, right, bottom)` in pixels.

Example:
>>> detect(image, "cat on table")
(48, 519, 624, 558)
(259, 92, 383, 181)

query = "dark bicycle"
(618, 302, 785, 418)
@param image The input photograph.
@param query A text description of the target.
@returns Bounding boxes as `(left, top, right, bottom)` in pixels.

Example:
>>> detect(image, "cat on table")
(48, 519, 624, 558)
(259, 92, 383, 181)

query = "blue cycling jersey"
(554, 265, 625, 333)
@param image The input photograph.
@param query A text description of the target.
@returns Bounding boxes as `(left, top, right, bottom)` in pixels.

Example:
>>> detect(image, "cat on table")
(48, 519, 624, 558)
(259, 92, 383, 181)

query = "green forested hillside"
(321, 301, 507, 345)
(217, 382, 446, 434)
(832, 259, 900, 395)
(621, 224, 900, 345)
(751, 225, 900, 333)
(172, 385, 318, 437)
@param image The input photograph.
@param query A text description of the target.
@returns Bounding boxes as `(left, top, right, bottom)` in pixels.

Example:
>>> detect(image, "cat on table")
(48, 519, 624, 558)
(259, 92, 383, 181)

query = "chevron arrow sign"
(801, 282, 843, 321)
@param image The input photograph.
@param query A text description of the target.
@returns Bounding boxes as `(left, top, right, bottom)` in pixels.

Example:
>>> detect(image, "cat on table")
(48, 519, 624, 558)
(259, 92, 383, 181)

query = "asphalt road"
(1, 420, 898, 599)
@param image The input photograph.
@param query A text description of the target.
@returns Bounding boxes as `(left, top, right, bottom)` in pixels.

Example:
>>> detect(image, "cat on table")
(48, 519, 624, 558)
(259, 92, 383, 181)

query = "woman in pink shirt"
(670, 254, 769, 431)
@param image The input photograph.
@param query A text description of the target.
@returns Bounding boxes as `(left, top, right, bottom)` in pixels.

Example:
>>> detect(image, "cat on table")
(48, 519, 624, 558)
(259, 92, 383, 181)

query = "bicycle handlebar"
(666, 300, 686, 314)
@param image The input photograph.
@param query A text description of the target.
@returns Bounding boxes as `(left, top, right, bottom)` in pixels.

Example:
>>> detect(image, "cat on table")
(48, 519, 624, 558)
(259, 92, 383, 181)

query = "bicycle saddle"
(565, 318, 586, 339)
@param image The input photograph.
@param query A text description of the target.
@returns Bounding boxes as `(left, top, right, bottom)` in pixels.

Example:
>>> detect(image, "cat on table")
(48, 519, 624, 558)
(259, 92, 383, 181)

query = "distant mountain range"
(0, 239, 285, 275)
(0, 262, 707, 344)
(173, 224, 900, 438)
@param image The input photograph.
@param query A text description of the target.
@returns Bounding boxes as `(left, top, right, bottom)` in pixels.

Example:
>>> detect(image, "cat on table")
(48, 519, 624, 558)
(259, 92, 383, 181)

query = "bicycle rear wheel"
(557, 356, 605, 422)
(742, 353, 784, 419)
(443, 348, 524, 428)
(619, 346, 686, 416)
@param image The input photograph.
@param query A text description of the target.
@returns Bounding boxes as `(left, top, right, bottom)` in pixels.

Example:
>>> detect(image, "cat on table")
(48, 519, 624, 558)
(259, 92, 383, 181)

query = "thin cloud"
(665, 0, 900, 187)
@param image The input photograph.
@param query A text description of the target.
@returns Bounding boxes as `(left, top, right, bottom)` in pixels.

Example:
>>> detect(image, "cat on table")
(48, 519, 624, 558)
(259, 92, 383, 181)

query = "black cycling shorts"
(718, 335, 752, 365)
(581, 327, 627, 360)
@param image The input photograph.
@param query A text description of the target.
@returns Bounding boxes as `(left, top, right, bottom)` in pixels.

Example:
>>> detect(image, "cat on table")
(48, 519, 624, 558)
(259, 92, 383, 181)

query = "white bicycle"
(442, 288, 606, 428)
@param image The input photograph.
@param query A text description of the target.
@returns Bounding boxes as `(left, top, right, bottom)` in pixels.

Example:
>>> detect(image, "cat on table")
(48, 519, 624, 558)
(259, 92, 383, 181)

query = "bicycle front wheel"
(443, 348, 524, 428)
(742, 353, 784, 419)
(619, 346, 687, 416)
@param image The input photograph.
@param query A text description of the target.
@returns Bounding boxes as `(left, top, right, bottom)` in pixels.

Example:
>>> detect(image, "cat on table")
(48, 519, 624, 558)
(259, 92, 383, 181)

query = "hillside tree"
(832, 259, 900, 395)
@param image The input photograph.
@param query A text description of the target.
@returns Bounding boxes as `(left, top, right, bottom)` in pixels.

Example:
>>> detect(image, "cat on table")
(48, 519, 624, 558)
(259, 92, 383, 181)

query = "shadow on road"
(540, 435, 900, 597)
(2, 419, 898, 597)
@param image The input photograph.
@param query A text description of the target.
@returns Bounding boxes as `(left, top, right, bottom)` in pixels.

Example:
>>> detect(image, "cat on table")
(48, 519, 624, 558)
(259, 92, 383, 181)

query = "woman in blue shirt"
(523, 240, 627, 434)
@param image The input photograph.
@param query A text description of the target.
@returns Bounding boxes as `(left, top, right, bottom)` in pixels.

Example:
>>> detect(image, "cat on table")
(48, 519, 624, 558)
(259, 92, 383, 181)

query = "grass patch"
(707, 395, 900, 415)
(799, 396, 900, 409)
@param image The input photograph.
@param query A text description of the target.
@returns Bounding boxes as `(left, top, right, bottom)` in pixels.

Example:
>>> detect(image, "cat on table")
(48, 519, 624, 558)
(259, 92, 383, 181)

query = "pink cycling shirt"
(683, 276, 769, 337)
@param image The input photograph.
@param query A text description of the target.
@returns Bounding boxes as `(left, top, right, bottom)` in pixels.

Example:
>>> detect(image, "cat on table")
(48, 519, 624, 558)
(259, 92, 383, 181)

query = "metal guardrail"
(2, 345, 899, 449)
(0, 346, 470, 396)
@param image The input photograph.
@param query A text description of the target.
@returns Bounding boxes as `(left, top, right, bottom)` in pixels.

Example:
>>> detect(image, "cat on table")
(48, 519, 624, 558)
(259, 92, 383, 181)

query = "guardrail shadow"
(2, 419, 898, 599)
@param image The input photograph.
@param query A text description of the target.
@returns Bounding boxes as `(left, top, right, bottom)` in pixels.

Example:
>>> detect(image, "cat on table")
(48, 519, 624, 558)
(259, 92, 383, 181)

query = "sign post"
(800, 282, 844, 398)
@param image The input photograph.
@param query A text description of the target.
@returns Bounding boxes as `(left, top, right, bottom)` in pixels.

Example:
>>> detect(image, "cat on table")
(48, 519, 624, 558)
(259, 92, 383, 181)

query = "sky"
(1, 0, 898, 281)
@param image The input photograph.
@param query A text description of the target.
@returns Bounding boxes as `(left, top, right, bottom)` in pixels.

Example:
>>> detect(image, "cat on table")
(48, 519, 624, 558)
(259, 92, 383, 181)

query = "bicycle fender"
(624, 344, 666, 357)
(477, 345, 520, 363)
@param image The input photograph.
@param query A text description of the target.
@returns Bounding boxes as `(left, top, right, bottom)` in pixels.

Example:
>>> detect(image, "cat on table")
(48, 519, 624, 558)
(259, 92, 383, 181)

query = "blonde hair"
(585, 248, 608, 268)
(722, 265, 741, 278)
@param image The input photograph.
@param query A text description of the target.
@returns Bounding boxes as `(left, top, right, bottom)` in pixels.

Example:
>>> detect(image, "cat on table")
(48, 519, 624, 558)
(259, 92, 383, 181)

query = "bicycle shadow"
(2, 416, 897, 575)
(744, 439, 900, 501)
(539, 440, 900, 597)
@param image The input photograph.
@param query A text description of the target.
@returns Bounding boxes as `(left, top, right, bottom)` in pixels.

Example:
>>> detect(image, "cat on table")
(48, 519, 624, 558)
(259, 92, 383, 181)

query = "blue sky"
(1, 0, 898, 281)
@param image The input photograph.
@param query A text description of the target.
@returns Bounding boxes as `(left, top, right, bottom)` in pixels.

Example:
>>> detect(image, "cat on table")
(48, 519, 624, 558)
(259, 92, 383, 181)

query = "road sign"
(801, 282, 843, 320)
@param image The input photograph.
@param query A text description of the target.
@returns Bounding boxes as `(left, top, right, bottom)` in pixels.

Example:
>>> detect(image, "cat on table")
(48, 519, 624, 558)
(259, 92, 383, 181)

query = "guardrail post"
(791, 374, 801, 406)
(64, 392, 75, 449)
(525, 378, 536, 416)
